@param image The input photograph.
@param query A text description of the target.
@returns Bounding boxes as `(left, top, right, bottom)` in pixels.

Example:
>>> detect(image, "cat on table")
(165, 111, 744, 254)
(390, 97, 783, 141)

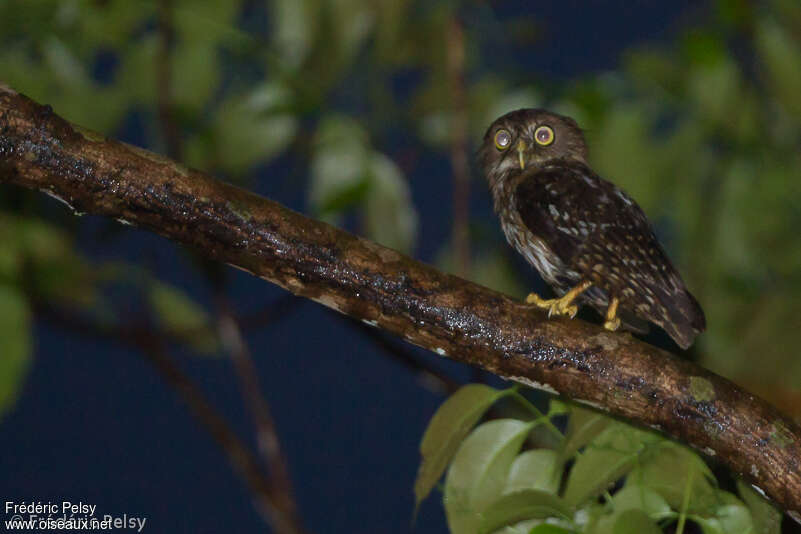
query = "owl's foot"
(526, 281, 592, 319)
(603, 297, 621, 331)
(526, 293, 578, 318)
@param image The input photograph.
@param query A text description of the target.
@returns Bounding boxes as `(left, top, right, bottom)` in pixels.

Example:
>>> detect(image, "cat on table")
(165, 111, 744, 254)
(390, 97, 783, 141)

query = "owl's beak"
(516, 140, 527, 170)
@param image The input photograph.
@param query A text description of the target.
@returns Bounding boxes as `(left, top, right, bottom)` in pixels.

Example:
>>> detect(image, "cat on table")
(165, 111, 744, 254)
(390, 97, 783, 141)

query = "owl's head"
(478, 108, 588, 187)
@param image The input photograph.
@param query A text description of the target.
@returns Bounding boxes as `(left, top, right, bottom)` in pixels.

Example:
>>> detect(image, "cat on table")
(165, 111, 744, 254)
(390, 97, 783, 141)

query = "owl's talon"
(526, 293, 563, 317)
(525, 282, 591, 320)
(525, 292, 544, 305)
(604, 297, 621, 332)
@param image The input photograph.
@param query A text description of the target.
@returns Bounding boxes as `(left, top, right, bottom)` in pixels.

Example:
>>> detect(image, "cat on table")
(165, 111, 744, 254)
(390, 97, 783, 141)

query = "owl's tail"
(658, 288, 706, 350)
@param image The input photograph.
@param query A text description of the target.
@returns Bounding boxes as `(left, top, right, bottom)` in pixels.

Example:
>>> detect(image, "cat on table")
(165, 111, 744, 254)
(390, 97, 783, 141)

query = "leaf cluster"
(414, 385, 782, 534)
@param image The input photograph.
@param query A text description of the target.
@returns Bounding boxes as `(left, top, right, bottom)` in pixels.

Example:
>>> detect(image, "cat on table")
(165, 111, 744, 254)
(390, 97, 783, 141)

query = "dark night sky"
(1, 3, 700, 533)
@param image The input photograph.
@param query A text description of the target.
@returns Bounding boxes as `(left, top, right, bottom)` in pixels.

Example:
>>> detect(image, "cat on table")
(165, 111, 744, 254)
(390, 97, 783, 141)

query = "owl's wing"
(515, 162, 705, 349)
(513, 166, 584, 282)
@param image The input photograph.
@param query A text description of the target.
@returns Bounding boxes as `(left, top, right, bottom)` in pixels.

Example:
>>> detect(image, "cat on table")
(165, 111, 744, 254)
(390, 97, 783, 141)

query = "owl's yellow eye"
(494, 129, 512, 150)
(534, 125, 554, 146)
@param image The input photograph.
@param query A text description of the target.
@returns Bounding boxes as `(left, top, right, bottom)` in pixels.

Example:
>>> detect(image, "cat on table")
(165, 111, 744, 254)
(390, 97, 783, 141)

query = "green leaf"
(470, 251, 526, 297)
(755, 18, 801, 119)
(116, 34, 158, 105)
(16, 216, 70, 261)
(270, 0, 318, 69)
(0, 285, 32, 418)
(444, 419, 535, 534)
(418, 112, 450, 148)
(715, 501, 755, 533)
(546, 399, 570, 417)
(308, 118, 418, 252)
(587, 506, 662, 534)
(686, 57, 742, 127)
(317, 178, 370, 215)
(692, 492, 754, 534)
(487, 519, 542, 534)
(38, 37, 127, 132)
(309, 115, 370, 218)
(0, 217, 22, 282)
(563, 423, 659, 507)
(79, 0, 150, 48)
(584, 511, 616, 534)
(329, 0, 374, 66)
(612, 484, 671, 519)
(373, 0, 411, 63)
(148, 282, 218, 355)
(736, 480, 781, 534)
(627, 443, 718, 515)
(611, 509, 661, 534)
(559, 405, 612, 462)
(364, 152, 418, 253)
(170, 39, 219, 113)
(213, 83, 298, 175)
(478, 490, 573, 534)
(528, 525, 574, 534)
(415, 385, 513, 508)
(682, 30, 727, 67)
(29, 254, 96, 309)
(42, 36, 89, 91)
(624, 49, 682, 96)
(506, 449, 560, 494)
(15, 217, 97, 309)
(174, 0, 240, 42)
(0, 242, 19, 282)
(587, 105, 664, 216)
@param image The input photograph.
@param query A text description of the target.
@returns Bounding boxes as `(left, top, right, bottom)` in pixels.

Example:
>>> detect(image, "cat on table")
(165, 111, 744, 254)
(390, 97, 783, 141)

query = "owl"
(479, 108, 705, 349)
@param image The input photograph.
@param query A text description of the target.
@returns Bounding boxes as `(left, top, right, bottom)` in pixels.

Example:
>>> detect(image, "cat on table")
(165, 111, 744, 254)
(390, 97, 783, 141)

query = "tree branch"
(1, 84, 800, 521)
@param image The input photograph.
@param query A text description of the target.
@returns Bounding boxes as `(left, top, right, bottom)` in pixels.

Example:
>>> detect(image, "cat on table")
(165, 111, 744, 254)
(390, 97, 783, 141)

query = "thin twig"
(34, 301, 307, 534)
(139, 294, 301, 344)
(156, 0, 182, 161)
(237, 294, 302, 331)
(446, 16, 471, 277)
(216, 293, 303, 531)
(137, 340, 301, 534)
